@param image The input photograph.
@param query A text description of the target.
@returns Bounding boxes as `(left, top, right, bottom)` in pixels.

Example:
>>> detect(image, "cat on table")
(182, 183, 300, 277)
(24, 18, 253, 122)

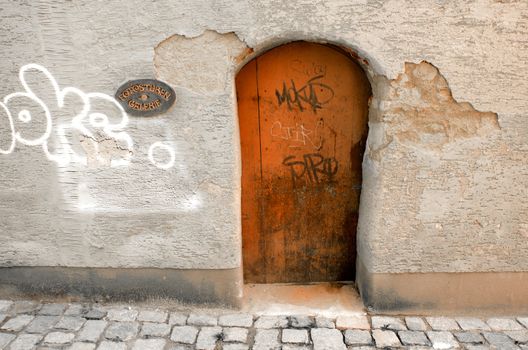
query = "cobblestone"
(254, 315, 288, 329)
(1, 314, 34, 331)
(454, 331, 485, 343)
(140, 322, 171, 337)
(222, 327, 248, 343)
(131, 338, 166, 349)
(187, 313, 217, 326)
(77, 320, 107, 342)
(10, 301, 40, 315)
(218, 313, 253, 327)
(168, 312, 188, 326)
(223, 344, 250, 350)
(25, 315, 59, 333)
(0, 332, 15, 347)
(405, 316, 428, 331)
(483, 331, 519, 349)
(487, 318, 524, 331)
(97, 340, 127, 350)
(69, 342, 96, 350)
(282, 328, 309, 344)
(335, 315, 370, 330)
(137, 309, 168, 323)
(104, 322, 139, 341)
(8, 333, 42, 350)
(371, 316, 406, 330)
(38, 303, 67, 316)
(196, 326, 222, 350)
(55, 316, 86, 331)
(0, 299, 525, 349)
(83, 308, 106, 320)
(427, 316, 461, 331)
(68, 343, 95, 350)
(0, 300, 13, 313)
(289, 315, 314, 328)
(456, 317, 491, 331)
(427, 330, 460, 349)
(64, 304, 85, 316)
(106, 309, 138, 322)
(311, 328, 346, 350)
(398, 330, 430, 346)
(170, 325, 199, 344)
(343, 329, 372, 345)
(371, 329, 401, 347)
(505, 330, 528, 343)
(315, 316, 335, 328)
(253, 329, 280, 350)
(43, 331, 75, 344)
(519, 317, 528, 328)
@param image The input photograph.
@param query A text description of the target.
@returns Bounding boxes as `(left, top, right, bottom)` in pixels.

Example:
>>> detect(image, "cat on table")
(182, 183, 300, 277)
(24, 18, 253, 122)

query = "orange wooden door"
(237, 42, 371, 283)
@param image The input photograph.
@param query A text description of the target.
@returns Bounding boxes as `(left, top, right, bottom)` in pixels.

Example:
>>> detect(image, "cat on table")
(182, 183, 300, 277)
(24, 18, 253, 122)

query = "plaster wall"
(0, 0, 526, 281)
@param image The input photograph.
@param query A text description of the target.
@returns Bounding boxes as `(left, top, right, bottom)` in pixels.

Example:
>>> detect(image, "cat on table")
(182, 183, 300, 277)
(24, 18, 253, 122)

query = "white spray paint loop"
(148, 141, 175, 170)
(0, 63, 179, 170)
(0, 102, 15, 154)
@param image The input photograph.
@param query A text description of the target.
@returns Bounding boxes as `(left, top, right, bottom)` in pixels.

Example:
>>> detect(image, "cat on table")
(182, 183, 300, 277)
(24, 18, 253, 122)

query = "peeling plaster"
(368, 61, 500, 161)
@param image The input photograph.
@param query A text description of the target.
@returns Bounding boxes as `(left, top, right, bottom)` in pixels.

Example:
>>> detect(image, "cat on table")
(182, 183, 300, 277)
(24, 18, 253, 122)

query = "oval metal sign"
(115, 79, 175, 116)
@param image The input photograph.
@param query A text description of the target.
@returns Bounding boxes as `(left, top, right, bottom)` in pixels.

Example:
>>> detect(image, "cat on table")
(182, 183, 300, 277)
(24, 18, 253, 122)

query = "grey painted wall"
(0, 0, 526, 276)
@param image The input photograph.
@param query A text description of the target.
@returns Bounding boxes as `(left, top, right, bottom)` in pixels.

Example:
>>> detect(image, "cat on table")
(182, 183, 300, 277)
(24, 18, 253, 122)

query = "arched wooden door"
(237, 42, 371, 283)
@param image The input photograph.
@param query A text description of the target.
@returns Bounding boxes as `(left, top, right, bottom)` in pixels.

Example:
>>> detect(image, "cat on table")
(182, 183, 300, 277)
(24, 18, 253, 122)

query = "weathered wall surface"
(0, 0, 526, 279)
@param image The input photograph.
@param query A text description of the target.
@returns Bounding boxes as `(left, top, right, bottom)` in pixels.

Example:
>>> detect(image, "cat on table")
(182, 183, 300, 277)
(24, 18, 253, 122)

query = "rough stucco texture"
(0, 0, 526, 274)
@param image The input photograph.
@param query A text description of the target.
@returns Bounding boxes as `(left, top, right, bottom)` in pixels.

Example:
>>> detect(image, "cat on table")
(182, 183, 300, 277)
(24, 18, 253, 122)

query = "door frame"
(234, 39, 374, 285)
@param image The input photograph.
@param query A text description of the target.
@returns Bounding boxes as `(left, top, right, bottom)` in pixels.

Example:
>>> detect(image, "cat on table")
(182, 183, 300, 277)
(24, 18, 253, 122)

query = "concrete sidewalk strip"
(0, 299, 525, 349)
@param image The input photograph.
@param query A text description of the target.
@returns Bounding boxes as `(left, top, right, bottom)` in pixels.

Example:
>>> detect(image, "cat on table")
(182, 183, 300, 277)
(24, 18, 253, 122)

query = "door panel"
(237, 42, 371, 283)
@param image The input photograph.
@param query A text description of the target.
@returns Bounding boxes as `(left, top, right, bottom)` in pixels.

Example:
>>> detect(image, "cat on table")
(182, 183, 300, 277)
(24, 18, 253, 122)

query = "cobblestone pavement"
(0, 299, 527, 349)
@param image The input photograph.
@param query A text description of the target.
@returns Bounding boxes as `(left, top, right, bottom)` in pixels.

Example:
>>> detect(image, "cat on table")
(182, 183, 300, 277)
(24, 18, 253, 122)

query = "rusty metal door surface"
(237, 42, 371, 283)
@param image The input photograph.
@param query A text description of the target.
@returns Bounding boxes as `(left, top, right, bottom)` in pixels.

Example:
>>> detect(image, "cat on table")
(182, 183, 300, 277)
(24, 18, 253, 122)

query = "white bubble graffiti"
(148, 141, 176, 170)
(0, 64, 174, 169)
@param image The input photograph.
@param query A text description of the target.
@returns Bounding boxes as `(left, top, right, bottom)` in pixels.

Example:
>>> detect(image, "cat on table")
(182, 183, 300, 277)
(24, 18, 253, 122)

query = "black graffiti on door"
(275, 75, 334, 113)
(282, 153, 338, 186)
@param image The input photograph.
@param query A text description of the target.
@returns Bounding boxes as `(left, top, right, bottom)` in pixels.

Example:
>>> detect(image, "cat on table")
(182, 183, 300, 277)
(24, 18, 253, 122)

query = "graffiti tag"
(270, 120, 324, 150)
(282, 153, 338, 186)
(275, 75, 334, 113)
